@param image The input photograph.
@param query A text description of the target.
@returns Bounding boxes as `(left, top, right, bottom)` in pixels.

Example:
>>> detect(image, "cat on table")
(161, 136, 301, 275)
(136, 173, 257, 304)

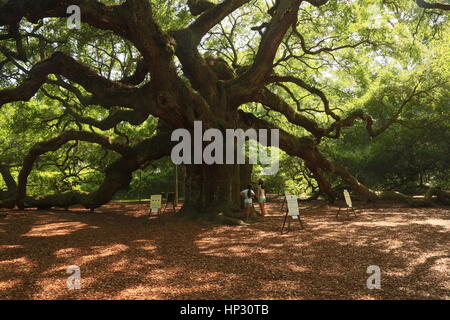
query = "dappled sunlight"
(23, 221, 98, 237)
(131, 239, 158, 252)
(59, 244, 131, 269)
(286, 263, 309, 273)
(88, 244, 129, 259)
(114, 285, 167, 300)
(54, 247, 82, 260)
(0, 279, 21, 292)
(0, 201, 449, 299)
(413, 219, 450, 229)
(0, 256, 35, 272)
(0, 244, 24, 249)
(430, 257, 450, 274)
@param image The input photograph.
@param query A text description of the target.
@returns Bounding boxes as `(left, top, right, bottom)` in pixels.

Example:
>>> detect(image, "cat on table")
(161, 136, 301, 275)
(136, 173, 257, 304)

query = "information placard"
(343, 189, 352, 208)
(150, 194, 162, 213)
(285, 195, 299, 216)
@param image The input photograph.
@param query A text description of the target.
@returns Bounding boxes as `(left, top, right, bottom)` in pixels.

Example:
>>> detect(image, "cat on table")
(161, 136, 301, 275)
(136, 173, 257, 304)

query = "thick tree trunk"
(182, 163, 243, 218)
(239, 163, 253, 190)
(180, 162, 259, 224)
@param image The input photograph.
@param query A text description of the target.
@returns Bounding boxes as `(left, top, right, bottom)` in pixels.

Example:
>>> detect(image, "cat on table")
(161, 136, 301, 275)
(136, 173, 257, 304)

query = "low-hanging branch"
(0, 51, 140, 109)
(238, 110, 450, 206)
(0, 0, 448, 212)
(15, 128, 174, 210)
(16, 129, 133, 205)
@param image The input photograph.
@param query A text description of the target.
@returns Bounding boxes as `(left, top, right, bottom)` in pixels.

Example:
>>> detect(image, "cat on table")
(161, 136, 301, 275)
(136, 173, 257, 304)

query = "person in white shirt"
(257, 179, 267, 217)
(240, 184, 255, 220)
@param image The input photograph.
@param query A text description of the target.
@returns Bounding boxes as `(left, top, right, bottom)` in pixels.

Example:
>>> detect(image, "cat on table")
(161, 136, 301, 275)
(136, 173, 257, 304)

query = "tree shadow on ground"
(0, 201, 448, 299)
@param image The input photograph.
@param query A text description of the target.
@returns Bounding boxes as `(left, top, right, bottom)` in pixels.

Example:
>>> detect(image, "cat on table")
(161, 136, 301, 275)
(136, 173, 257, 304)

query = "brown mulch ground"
(0, 199, 449, 300)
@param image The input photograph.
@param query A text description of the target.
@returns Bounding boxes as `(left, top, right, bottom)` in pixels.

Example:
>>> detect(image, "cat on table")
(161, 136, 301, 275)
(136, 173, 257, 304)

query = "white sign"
(343, 189, 352, 208)
(150, 195, 162, 212)
(285, 195, 300, 217)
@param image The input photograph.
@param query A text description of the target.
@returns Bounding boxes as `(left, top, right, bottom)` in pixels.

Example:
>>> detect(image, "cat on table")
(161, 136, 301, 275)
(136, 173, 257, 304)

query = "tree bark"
(15, 127, 174, 210)
(182, 163, 242, 218)
(1, 0, 448, 215)
(0, 165, 17, 208)
(0, 164, 17, 195)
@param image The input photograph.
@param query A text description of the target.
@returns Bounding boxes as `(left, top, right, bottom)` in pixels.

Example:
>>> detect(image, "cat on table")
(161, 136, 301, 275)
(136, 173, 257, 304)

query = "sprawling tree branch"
(16, 130, 132, 202)
(66, 107, 151, 131)
(187, 0, 216, 16)
(0, 50, 199, 130)
(120, 59, 150, 86)
(0, 0, 178, 78)
(237, 109, 338, 199)
(0, 0, 127, 34)
(16, 128, 173, 209)
(187, 0, 250, 39)
(238, 110, 450, 205)
(254, 88, 326, 139)
(0, 164, 17, 195)
(170, 1, 251, 102)
(0, 52, 139, 108)
(268, 75, 339, 120)
(413, 0, 450, 11)
(292, 27, 373, 57)
(324, 81, 441, 138)
(228, 0, 301, 103)
(40, 88, 151, 130)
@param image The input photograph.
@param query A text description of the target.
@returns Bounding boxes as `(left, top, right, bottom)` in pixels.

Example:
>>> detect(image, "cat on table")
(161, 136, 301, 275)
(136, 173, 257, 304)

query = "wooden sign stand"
(162, 192, 177, 214)
(336, 189, 357, 219)
(281, 195, 304, 234)
(280, 196, 286, 212)
(149, 207, 162, 221)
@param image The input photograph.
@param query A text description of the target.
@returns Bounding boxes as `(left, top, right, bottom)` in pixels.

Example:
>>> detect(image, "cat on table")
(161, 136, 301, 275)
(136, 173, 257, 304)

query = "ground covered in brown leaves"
(0, 199, 449, 300)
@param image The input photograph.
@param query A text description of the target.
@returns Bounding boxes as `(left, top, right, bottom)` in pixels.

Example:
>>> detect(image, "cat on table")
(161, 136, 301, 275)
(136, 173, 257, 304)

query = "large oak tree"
(0, 0, 449, 216)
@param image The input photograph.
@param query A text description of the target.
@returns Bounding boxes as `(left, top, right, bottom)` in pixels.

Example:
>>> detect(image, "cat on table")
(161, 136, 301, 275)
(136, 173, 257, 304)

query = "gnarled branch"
(0, 52, 139, 109)
(412, 0, 450, 11)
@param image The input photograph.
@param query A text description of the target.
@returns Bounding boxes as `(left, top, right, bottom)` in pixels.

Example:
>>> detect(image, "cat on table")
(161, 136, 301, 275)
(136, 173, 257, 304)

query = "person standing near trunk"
(257, 179, 267, 217)
(240, 184, 255, 220)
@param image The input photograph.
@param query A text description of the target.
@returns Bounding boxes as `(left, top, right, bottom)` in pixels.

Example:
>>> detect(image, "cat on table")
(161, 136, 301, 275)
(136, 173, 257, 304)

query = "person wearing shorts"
(240, 184, 255, 220)
(258, 179, 267, 217)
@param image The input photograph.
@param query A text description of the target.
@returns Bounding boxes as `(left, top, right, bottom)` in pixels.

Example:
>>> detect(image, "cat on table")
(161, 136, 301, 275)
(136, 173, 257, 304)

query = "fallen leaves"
(0, 201, 448, 300)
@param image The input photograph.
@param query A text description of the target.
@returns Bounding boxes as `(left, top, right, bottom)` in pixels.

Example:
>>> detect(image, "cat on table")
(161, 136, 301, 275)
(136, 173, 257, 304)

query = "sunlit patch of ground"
(0, 200, 448, 300)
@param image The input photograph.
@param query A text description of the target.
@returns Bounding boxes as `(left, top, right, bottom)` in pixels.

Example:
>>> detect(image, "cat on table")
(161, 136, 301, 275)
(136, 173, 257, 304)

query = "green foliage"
(114, 157, 177, 200)
(0, 0, 449, 198)
(253, 152, 318, 196)
(323, 79, 450, 192)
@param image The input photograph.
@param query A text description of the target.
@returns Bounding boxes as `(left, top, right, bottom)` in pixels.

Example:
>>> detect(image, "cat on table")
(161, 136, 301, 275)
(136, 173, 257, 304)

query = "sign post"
(336, 189, 357, 219)
(281, 194, 304, 234)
